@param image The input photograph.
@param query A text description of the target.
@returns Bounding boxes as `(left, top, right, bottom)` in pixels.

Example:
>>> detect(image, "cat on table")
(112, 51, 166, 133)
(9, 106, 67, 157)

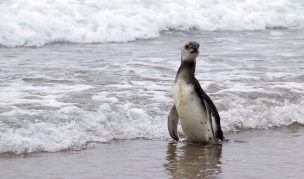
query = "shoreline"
(1, 127, 303, 179)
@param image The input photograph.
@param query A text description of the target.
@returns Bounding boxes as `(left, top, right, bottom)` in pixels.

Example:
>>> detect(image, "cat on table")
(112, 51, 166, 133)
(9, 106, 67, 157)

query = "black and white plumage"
(168, 42, 224, 143)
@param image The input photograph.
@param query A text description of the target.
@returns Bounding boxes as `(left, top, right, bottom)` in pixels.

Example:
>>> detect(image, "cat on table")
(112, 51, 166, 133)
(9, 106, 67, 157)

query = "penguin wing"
(168, 105, 179, 140)
(193, 79, 224, 140)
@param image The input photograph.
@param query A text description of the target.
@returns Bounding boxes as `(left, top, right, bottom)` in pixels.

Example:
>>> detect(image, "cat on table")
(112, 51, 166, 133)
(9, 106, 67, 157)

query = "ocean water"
(1, 0, 304, 47)
(0, 0, 304, 154)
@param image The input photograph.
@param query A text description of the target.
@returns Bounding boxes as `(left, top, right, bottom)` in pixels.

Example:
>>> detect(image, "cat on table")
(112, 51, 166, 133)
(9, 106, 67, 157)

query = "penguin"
(168, 41, 224, 143)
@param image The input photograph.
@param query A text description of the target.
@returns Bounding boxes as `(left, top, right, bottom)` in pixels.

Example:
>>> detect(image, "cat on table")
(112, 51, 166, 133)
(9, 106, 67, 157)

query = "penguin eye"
(185, 44, 189, 49)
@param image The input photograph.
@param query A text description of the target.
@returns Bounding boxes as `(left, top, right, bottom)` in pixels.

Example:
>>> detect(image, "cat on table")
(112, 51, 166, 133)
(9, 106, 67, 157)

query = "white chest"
(173, 79, 214, 142)
(173, 80, 198, 118)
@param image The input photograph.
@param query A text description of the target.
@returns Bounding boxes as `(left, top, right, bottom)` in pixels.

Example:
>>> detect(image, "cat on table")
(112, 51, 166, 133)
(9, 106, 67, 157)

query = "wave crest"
(0, 0, 304, 47)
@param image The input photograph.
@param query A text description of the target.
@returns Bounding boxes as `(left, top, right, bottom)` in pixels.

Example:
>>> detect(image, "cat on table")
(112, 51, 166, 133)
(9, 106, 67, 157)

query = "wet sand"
(1, 126, 303, 179)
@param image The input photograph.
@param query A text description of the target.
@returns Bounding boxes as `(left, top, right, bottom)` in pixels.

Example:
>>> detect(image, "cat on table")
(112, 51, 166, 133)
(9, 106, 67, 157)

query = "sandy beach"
(1, 126, 303, 179)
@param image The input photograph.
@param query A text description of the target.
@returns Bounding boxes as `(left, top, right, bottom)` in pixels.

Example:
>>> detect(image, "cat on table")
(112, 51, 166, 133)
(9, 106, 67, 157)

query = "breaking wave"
(0, 0, 304, 47)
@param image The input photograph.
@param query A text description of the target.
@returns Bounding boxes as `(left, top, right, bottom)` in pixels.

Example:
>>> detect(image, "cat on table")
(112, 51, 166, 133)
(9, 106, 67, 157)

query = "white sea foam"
(0, 0, 304, 47)
(1, 27, 304, 154)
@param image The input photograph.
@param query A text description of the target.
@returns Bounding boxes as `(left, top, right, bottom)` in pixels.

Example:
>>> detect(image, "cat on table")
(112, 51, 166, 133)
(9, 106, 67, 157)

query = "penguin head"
(181, 41, 200, 62)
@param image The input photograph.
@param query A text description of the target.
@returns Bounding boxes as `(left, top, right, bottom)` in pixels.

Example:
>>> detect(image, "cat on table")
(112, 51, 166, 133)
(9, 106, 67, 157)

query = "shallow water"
(0, 29, 304, 154)
(1, 127, 303, 179)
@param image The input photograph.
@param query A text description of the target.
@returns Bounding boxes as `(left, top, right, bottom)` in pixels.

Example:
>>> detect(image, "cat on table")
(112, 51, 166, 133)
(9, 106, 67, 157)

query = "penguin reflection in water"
(168, 42, 224, 143)
(165, 142, 222, 178)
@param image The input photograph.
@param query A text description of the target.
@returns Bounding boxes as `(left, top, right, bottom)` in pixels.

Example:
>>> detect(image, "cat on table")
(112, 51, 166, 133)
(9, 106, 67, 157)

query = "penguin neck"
(176, 59, 196, 80)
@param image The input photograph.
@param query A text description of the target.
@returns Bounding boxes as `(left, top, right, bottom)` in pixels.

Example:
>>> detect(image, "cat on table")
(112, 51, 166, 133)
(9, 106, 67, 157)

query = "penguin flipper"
(203, 100, 216, 141)
(168, 105, 179, 141)
(193, 79, 224, 141)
